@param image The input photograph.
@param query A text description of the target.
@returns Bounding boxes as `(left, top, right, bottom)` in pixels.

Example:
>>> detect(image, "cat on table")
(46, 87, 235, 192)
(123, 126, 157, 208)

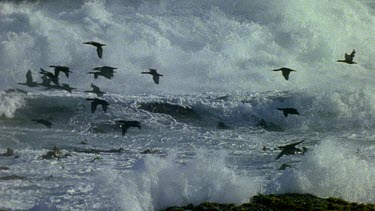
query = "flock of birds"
(16, 41, 358, 159)
(18, 41, 162, 136)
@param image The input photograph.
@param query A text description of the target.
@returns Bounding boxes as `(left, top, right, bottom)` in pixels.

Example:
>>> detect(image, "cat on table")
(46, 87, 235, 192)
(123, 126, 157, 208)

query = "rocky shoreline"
(162, 193, 375, 211)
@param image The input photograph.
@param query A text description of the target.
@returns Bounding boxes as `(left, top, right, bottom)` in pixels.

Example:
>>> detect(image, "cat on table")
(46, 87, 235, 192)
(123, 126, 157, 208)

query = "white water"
(1, 1, 375, 210)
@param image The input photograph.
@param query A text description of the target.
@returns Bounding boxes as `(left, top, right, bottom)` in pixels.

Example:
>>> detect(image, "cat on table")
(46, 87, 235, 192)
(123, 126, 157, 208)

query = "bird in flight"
(85, 83, 105, 97)
(32, 119, 53, 128)
(272, 67, 296, 80)
(86, 98, 109, 113)
(18, 70, 39, 87)
(141, 69, 163, 84)
(277, 108, 300, 118)
(83, 41, 106, 59)
(337, 50, 356, 64)
(115, 120, 141, 136)
(276, 140, 306, 160)
(49, 66, 72, 78)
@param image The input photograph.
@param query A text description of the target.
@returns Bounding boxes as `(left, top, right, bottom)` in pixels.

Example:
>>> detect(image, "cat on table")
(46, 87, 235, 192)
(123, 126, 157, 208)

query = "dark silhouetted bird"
(277, 108, 300, 118)
(276, 140, 307, 160)
(40, 68, 59, 85)
(86, 98, 109, 113)
(141, 69, 163, 84)
(337, 49, 356, 64)
(49, 66, 72, 78)
(88, 71, 114, 80)
(39, 75, 52, 87)
(18, 70, 39, 87)
(92, 66, 117, 73)
(115, 120, 141, 136)
(89, 66, 117, 79)
(32, 119, 53, 128)
(58, 84, 76, 93)
(85, 83, 105, 97)
(83, 41, 106, 59)
(272, 67, 296, 80)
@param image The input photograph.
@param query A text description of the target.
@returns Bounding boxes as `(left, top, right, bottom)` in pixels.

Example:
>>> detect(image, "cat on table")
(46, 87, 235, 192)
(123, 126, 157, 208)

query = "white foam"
(93, 150, 261, 210)
(267, 139, 375, 203)
(0, 1, 374, 94)
(0, 91, 27, 118)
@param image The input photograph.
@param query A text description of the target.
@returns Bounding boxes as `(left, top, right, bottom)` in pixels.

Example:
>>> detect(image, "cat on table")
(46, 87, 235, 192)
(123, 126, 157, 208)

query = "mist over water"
(1, 0, 374, 94)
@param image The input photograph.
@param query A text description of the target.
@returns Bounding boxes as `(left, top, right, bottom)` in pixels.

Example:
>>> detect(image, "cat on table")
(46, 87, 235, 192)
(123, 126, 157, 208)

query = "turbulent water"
(1, 0, 375, 210)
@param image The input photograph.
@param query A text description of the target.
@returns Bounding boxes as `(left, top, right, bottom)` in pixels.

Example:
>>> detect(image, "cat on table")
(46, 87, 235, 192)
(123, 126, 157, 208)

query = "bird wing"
(152, 75, 160, 84)
(279, 140, 305, 149)
(149, 69, 157, 73)
(276, 150, 285, 160)
(91, 84, 100, 92)
(345, 50, 355, 62)
(121, 125, 129, 136)
(91, 102, 98, 113)
(97, 46, 103, 59)
(102, 104, 108, 113)
(282, 70, 290, 80)
(26, 70, 33, 84)
(54, 68, 60, 78)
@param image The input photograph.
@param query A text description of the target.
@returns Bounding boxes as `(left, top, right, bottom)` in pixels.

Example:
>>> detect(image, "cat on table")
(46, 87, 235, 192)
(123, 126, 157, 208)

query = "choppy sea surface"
(1, 1, 375, 210)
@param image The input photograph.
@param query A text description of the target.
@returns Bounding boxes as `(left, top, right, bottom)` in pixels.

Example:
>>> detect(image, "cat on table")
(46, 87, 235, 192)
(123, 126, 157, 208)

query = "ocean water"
(1, 0, 375, 210)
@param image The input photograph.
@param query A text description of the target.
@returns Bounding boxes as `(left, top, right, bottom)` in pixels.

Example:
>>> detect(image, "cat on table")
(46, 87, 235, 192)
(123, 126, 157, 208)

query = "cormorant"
(115, 120, 141, 136)
(88, 71, 114, 80)
(141, 69, 163, 84)
(84, 83, 105, 97)
(277, 108, 300, 118)
(337, 49, 356, 64)
(18, 70, 38, 87)
(32, 119, 53, 128)
(83, 41, 106, 59)
(49, 65, 72, 78)
(276, 140, 307, 160)
(86, 98, 109, 113)
(272, 67, 296, 80)
(40, 68, 59, 85)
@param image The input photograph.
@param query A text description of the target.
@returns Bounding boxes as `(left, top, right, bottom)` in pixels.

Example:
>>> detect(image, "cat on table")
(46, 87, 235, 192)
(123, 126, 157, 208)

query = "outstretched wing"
(91, 84, 100, 92)
(345, 50, 355, 62)
(121, 125, 129, 136)
(91, 102, 98, 113)
(276, 150, 285, 160)
(26, 70, 33, 84)
(279, 140, 305, 149)
(97, 46, 103, 59)
(152, 75, 160, 84)
(282, 70, 290, 80)
(102, 104, 108, 113)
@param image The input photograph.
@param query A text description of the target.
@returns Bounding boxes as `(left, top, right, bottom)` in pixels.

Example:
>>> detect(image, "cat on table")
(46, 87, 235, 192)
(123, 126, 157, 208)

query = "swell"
(1, 90, 374, 133)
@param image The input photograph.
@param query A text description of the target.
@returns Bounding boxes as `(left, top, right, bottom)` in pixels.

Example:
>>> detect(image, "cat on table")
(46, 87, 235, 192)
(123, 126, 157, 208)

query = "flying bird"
(141, 69, 163, 84)
(89, 66, 117, 79)
(115, 120, 141, 136)
(86, 98, 109, 113)
(277, 108, 300, 118)
(88, 71, 115, 80)
(83, 41, 106, 59)
(49, 66, 72, 78)
(276, 140, 307, 160)
(84, 83, 105, 97)
(272, 67, 296, 80)
(32, 119, 53, 128)
(40, 68, 59, 85)
(18, 70, 39, 87)
(92, 66, 117, 73)
(337, 50, 356, 64)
